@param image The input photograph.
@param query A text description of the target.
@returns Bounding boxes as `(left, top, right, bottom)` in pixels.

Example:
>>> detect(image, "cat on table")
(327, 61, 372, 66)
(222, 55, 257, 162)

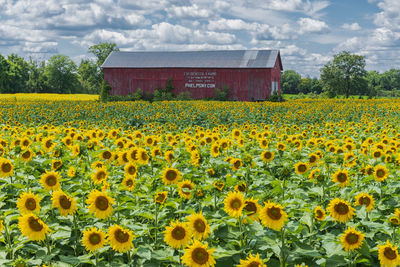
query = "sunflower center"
(45, 140, 52, 148)
(233, 160, 241, 169)
(337, 173, 347, 183)
(97, 171, 106, 180)
(166, 170, 177, 181)
(345, 233, 359, 244)
(191, 248, 209, 265)
(384, 247, 397, 260)
(89, 233, 101, 245)
(25, 198, 37, 210)
(103, 151, 112, 159)
(194, 219, 206, 233)
(171, 226, 186, 240)
(59, 195, 72, 209)
(244, 201, 257, 216)
(265, 152, 272, 159)
(359, 196, 371, 206)
(2, 162, 12, 173)
(156, 194, 166, 202)
(126, 179, 134, 187)
(22, 151, 31, 159)
(267, 207, 282, 220)
(377, 169, 385, 178)
(28, 217, 43, 232)
(248, 262, 261, 267)
(334, 203, 349, 215)
(230, 198, 242, 210)
(46, 175, 57, 186)
(115, 229, 129, 243)
(298, 164, 306, 173)
(309, 155, 317, 163)
(95, 196, 109, 211)
(141, 153, 148, 161)
(128, 166, 136, 175)
(237, 184, 246, 192)
(316, 210, 323, 218)
(53, 161, 61, 169)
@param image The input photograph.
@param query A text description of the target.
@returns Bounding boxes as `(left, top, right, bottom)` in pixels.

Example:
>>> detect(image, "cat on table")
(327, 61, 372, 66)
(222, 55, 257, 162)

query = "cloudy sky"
(0, 0, 399, 77)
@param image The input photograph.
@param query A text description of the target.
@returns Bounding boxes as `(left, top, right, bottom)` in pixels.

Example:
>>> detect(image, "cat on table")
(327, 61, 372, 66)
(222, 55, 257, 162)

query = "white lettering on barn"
(184, 71, 216, 89)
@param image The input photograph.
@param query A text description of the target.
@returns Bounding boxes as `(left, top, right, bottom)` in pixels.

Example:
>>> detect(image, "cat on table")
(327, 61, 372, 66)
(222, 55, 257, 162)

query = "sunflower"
(213, 181, 224, 191)
(72, 144, 80, 157)
(234, 182, 247, 193)
(237, 253, 266, 267)
(354, 192, 375, 212)
(100, 149, 113, 161)
(161, 167, 182, 185)
(331, 169, 350, 187)
(374, 165, 389, 182)
(0, 158, 13, 178)
(260, 201, 287, 231)
(294, 162, 309, 175)
(41, 137, 56, 153)
(155, 191, 168, 204)
(210, 144, 220, 157)
(243, 198, 261, 223)
(51, 190, 77, 217)
(178, 180, 195, 200)
(17, 191, 41, 215)
(314, 206, 326, 221)
(40, 171, 61, 191)
(51, 159, 63, 171)
(122, 175, 136, 191)
(164, 220, 191, 249)
(378, 240, 400, 267)
(108, 224, 135, 253)
(124, 162, 138, 177)
(277, 142, 286, 151)
(86, 190, 115, 219)
(231, 158, 243, 170)
(340, 227, 364, 251)
(82, 227, 107, 252)
(181, 240, 216, 267)
(20, 149, 34, 162)
(18, 214, 50, 241)
(328, 198, 355, 223)
(164, 150, 174, 164)
(91, 161, 104, 169)
(308, 168, 321, 181)
(67, 166, 76, 178)
(0, 219, 3, 233)
(91, 167, 108, 184)
(308, 153, 319, 165)
(223, 191, 245, 218)
(137, 148, 149, 165)
(390, 216, 400, 226)
(187, 212, 210, 240)
(261, 151, 274, 163)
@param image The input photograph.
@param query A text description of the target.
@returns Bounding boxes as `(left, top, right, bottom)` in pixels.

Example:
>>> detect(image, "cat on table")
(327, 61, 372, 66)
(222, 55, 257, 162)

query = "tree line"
(0, 43, 119, 94)
(281, 51, 400, 98)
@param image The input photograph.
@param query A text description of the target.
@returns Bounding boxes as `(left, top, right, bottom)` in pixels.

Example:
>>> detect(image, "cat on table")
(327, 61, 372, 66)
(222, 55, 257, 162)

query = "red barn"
(101, 50, 283, 101)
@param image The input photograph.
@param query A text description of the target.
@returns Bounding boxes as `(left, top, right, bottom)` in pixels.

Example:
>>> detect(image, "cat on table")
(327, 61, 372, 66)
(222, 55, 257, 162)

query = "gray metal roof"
(101, 50, 282, 69)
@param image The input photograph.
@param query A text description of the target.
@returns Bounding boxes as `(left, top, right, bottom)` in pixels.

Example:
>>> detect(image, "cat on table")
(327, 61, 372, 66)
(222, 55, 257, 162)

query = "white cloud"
(342, 22, 361, 31)
(167, 4, 213, 18)
(298, 17, 329, 34)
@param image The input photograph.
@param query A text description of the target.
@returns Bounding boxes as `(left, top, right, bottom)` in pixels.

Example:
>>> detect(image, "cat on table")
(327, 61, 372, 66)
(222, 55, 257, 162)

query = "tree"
(0, 54, 10, 93)
(281, 70, 301, 94)
(27, 59, 47, 93)
(44, 55, 80, 93)
(88, 42, 119, 67)
(78, 59, 100, 94)
(320, 51, 367, 98)
(7, 54, 30, 93)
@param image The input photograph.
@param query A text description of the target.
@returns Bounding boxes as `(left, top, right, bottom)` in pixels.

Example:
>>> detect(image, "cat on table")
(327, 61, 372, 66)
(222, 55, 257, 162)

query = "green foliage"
(176, 91, 193, 100)
(267, 91, 285, 102)
(100, 80, 112, 101)
(213, 86, 230, 101)
(320, 51, 367, 98)
(78, 59, 100, 94)
(133, 88, 143, 100)
(88, 42, 119, 67)
(281, 70, 302, 94)
(44, 55, 81, 93)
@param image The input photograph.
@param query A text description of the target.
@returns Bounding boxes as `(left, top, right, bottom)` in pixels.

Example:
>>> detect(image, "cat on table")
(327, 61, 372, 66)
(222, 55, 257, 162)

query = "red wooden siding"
(104, 68, 279, 101)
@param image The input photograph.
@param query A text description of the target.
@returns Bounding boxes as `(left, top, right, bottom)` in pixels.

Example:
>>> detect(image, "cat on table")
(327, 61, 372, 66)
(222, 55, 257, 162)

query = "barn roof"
(101, 50, 282, 69)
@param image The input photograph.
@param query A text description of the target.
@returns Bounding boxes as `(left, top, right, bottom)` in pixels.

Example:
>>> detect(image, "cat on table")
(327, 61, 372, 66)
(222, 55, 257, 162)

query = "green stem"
(3, 222, 14, 260)
(213, 190, 217, 210)
(127, 250, 132, 266)
(73, 213, 79, 256)
(45, 236, 52, 255)
(95, 251, 99, 266)
(239, 216, 244, 249)
(155, 203, 159, 249)
(280, 228, 286, 267)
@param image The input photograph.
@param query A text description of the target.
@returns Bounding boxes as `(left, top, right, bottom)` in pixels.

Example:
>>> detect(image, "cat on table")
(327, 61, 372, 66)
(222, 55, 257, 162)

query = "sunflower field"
(1, 96, 400, 267)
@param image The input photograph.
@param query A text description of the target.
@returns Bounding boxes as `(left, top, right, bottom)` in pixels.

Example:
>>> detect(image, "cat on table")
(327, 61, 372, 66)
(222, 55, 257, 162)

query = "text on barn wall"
(184, 71, 216, 89)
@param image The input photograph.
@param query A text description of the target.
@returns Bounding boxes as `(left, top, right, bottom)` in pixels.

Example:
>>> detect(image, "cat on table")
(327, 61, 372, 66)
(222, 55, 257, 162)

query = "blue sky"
(0, 0, 398, 77)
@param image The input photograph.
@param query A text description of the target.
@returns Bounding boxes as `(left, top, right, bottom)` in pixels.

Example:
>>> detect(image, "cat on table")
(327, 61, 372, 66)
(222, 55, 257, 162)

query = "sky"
(0, 0, 399, 77)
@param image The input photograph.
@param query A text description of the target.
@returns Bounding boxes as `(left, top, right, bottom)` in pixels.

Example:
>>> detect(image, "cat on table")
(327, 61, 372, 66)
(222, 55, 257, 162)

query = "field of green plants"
(1, 96, 400, 267)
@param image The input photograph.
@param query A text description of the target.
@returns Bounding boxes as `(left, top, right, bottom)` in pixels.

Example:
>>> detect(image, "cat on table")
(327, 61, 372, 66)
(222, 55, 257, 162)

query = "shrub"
(100, 80, 112, 101)
(176, 91, 193, 100)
